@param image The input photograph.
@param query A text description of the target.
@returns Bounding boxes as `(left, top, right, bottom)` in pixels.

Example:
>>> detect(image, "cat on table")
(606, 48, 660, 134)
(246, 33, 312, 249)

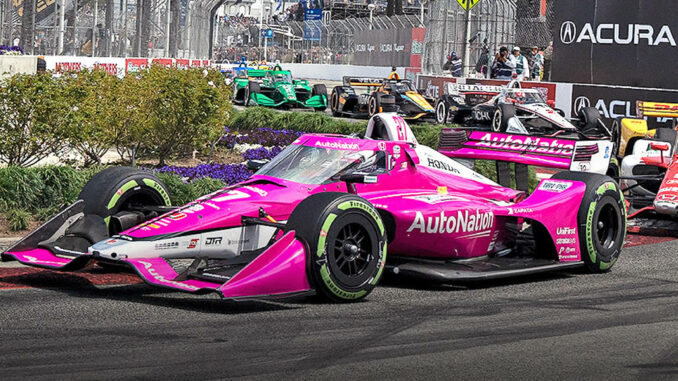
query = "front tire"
(551, 171, 625, 273)
(578, 106, 604, 135)
(79, 167, 172, 235)
(492, 104, 515, 132)
(286, 193, 387, 302)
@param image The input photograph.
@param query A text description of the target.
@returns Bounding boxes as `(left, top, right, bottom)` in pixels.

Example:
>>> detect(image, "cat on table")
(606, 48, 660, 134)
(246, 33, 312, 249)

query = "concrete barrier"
(0, 56, 37, 79)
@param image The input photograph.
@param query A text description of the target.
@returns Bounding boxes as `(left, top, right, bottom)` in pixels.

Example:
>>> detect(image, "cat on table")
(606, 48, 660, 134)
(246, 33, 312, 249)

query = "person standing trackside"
(530, 46, 544, 81)
(491, 46, 515, 80)
(443, 52, 463, 77)
(510, 46, 530, 81)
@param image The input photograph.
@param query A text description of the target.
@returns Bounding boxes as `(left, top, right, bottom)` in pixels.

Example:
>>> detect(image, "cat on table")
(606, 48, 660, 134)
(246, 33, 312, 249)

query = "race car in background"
(612, 101, 678, 223)
(435, 81, 610, 139)
(3, 114, 625, 303)
(232, 68, 328, 111)
(331, 77, 436, 120)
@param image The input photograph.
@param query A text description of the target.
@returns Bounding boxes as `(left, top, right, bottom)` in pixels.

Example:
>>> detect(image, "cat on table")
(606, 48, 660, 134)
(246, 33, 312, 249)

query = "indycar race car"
(232, 68, 328, 111)
(2, 114, 626, 302)
(331, 77, 435, 120)
(611, 101, 678, 221)
(435, 82, 609, 138)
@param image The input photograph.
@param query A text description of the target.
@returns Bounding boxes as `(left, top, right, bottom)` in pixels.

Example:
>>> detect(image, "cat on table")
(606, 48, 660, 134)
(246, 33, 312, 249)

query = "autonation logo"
(560, 21, 676, 46)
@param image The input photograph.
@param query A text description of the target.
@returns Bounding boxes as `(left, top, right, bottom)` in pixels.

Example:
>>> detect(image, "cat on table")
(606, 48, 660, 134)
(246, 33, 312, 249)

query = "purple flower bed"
(0, 45, 24, 55)
(220, 127, 302, 148)
(153, 163, 253, 185)
(241, 146, 283, 161)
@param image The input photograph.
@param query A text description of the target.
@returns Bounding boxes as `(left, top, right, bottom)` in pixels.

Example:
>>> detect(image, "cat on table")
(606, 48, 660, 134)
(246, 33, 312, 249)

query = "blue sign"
(303, 9, 322, 41)
(261, 29, 274, 38)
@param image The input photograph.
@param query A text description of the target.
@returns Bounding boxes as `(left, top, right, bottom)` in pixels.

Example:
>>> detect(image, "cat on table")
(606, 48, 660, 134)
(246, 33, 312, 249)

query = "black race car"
(331, 77, 436, 120)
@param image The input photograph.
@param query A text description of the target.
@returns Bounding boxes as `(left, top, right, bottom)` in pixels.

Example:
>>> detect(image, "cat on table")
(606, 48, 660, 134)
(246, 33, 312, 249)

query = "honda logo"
(561, 21, 577, 44)
(573, 96, 591, 113)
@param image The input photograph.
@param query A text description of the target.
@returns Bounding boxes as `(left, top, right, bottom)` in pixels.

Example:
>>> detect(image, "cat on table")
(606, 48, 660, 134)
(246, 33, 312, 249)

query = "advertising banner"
(552, 0, 678, 89)
(409, 28, 425, 69)
(125, 58, 150, 75)
(570, 84, 678, 126)
(175, 59, 190, 69)
(45, 56, 126, 77)
(353, 28, 413, 67)
(151, 58, 173, 67)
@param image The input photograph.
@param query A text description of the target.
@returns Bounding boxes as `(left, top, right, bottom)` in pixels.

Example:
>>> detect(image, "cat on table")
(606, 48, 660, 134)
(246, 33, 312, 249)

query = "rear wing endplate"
(343, 76, 383, 87)
(637, 101, 678, 119)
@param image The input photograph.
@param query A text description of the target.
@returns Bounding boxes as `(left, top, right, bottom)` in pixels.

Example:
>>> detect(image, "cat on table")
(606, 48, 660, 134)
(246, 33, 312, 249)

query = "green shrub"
(7, 209, 30, 231)
(0, 73, 71, 167)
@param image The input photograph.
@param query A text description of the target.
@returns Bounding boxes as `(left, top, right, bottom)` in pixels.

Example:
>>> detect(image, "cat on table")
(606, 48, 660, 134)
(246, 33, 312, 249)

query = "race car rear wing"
(342, 76, 383, 87)
(438, 129, 613, 190)
(444, 82, 504, 95)
(637, 101, 678, 119)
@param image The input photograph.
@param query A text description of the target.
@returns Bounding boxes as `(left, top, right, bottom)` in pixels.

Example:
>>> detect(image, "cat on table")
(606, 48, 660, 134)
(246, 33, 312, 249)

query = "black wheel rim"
(596, 202, 620, 250)
(333, 222, 371, 277)
(332, 92, 338, 110)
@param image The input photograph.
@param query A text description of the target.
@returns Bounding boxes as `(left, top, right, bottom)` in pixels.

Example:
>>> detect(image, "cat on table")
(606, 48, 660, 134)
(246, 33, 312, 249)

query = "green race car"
(232, 69, 328, 111)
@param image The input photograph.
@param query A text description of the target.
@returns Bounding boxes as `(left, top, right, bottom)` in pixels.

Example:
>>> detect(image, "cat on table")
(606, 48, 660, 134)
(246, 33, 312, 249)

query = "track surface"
(1, 239, 677, 380)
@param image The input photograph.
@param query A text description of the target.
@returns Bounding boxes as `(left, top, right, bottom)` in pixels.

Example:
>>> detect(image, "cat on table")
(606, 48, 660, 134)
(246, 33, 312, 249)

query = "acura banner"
(552, 0, 678, 89)
(353, 28, 424, 67)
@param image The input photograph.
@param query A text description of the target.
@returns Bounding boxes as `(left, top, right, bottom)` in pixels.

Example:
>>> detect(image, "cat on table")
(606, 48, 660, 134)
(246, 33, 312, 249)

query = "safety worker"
(443, 51, 463, 77)
(509, 46, 530, 81)
(388, 66, 400, 80)
(491, 46, 515, 80)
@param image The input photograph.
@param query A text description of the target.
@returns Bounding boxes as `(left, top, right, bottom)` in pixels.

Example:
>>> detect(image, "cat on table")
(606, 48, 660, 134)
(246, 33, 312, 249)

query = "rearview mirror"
(339, 173, 378, 184)
(246, 159, 268, 171)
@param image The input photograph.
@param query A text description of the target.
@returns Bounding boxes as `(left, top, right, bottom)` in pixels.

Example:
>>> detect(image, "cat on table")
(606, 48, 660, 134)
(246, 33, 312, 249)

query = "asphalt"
(0, 238, 677, 380)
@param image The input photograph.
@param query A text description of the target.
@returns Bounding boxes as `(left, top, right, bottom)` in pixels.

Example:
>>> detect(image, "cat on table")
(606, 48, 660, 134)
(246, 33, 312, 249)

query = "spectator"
(443, 51, 463, 77)
(509, 46, 530, 81)
(491, 46, 514, 80)
(543, 41, 554, 81)
(530, 46, 544, 81)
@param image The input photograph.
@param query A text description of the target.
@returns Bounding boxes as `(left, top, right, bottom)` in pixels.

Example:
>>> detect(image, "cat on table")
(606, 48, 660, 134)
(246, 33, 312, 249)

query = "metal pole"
(58, 0, 65, 54)
(73, 0, 79, 55)
(122, 0, 128, 56)
(31, 0, 36, 54)
(0, 0, 4, 44)
(186, 2, 192, 58)
(165, 0, 170, 56)
(420, 0, 424, 26)
(462, 7, 471, 76)
(258, 0, 262, 48)
(92, 0, 98, 57)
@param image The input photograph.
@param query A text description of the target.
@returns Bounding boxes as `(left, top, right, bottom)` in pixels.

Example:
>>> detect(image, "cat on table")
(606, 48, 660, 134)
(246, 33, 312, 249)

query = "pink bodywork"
(4, 133, 588, 297)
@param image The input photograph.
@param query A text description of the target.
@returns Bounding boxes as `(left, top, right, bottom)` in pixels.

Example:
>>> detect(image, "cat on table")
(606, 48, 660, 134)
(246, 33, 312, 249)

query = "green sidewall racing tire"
(551, 171, 626, 273)
(286, 193, 387, 302)
(78, 167, 172, 235)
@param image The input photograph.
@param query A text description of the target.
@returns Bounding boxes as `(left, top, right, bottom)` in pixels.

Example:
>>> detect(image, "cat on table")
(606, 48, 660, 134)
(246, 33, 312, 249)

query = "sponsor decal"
(212, 190, 250, 202)
(227, 238, 251, 245)
(404, 194, 468, 204)
(475, 133, 575, 156)
(187, 239, 199, 249)
(313, 140, 360, 150)
(393, 145, 402, 159)
(560, 21, 676, 46)
(204, 202, 221, 210)
(557, 227, 576, 235)
(205, 237, 222, 246)
(155, 241, 179, 250)
(473, 109, 491, 121)
(426, 158, 461, 174)
(169, 212, 187, 221)
(538, 180, 573, 193)
(556, 237, 577, 245)
(407, 210, 494, 235)
(139, 261, 199, 291)
(507, 207, 533, 215)
(437, 186, 448, 194)
(378, 141, 386, 151)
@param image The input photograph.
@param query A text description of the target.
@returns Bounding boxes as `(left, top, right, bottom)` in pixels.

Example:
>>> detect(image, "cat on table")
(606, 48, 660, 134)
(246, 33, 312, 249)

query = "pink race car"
(2, 114, 626, 302)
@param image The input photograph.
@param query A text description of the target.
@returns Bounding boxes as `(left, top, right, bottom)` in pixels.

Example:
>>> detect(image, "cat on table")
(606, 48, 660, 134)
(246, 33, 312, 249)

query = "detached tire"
(287, 193, 387, 302)
(331, 87, 342, 116)
(492, 103, 515, 132)
(551, 171, 626, 273)
(79, 167, 171, 235)
(312, 84, 328, 112)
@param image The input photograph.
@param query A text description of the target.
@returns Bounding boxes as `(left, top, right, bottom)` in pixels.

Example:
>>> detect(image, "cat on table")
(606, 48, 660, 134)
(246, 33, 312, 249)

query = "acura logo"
(561, 21, 577, 44)
(574, 96, 591, 113)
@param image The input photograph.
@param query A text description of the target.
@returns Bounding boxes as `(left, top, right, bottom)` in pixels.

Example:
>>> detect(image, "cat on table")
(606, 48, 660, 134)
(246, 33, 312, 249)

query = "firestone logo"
(560, 21, 676, 46)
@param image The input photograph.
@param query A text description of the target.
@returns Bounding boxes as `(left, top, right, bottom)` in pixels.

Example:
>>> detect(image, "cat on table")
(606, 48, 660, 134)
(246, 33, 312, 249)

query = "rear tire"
(578, 106, 603, 135)
(245, 82, 260, 106)
(79, 167, 171, 236)
(550, 171, 625, 273)
(611, 117, 623, 156)
(368, 94, 380, 117)
(435, 99, 448, 124)
(286, 193, 387, 302)
(312, 84, 328, 112)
